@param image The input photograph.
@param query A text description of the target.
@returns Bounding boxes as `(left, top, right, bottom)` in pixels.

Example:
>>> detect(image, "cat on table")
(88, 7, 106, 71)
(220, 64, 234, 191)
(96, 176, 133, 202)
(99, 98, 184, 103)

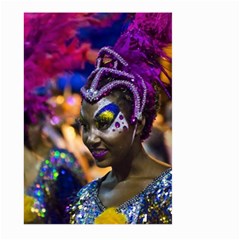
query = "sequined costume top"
(26, 148, 86, 223)
(68, 168, 172, 224)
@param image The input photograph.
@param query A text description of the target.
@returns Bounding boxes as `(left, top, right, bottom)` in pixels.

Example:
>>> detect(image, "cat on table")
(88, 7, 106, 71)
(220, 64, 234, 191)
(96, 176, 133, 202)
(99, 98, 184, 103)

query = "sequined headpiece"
(81, 46, 147, 124)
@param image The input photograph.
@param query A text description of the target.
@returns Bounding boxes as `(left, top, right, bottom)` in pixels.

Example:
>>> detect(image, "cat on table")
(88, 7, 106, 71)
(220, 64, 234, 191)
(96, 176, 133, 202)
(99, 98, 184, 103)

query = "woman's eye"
(96, 120, 111, 130)
(95, 110, 115, 130)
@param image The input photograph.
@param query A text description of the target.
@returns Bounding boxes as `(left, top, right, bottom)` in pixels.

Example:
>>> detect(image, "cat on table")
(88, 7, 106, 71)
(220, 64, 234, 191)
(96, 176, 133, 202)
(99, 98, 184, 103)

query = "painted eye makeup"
(94, 103, 120, 130)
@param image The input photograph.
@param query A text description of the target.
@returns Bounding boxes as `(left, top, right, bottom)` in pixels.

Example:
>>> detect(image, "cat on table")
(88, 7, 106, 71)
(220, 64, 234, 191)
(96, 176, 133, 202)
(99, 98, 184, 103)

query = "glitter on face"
(111, 113, 129, 134)
(94, 102, 120, 130)
(92, 99, 129, 134)
(99, 111, 114, 122)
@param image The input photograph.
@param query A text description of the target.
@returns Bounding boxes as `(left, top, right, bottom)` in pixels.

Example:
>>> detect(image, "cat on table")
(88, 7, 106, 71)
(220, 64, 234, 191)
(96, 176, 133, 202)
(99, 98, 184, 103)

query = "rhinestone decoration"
(98, 46, 129, 67)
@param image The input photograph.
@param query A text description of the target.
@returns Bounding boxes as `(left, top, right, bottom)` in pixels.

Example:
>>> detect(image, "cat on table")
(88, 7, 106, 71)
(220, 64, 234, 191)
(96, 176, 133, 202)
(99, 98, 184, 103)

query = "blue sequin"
(68, 168, 172, 224)
(26, 148, 86, 223)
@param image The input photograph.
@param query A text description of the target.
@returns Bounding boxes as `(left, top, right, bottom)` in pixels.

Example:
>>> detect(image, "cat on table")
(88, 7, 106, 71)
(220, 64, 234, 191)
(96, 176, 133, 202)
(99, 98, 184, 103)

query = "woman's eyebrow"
(94, 103, 120, 120)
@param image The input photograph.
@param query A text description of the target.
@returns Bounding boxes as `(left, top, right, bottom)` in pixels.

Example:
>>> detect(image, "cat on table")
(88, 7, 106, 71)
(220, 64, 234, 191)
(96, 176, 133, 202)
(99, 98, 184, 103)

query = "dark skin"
(99, 153, 170, 207)
(80, 92, 170, 208)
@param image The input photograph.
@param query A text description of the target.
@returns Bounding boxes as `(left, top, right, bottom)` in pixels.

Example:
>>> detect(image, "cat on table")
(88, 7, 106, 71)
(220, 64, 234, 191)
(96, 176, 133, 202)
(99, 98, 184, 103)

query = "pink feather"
(24, 13, 121, 125)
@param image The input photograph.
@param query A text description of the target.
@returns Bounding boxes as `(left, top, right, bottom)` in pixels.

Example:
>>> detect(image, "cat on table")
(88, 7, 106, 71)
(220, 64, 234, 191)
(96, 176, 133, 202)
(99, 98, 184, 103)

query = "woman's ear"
(136, 116, 146, 136)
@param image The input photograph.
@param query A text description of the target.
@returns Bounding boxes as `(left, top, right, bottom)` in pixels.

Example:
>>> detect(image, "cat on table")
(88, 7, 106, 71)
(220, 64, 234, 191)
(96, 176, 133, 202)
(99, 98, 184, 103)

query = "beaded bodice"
(68, 168, 172, 224)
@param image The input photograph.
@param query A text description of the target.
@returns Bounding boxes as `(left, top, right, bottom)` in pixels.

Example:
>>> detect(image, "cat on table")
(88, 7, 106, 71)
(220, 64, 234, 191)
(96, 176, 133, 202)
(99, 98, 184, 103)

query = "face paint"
(80, 96, 137, 168)
(94, 99, 129, 134)
(111, 113, 129, 133)
(95, 103, 119, 130)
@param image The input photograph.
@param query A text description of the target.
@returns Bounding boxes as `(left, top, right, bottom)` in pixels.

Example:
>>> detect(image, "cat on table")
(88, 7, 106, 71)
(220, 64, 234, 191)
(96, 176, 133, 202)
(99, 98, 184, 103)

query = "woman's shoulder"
(76, 178, 101, 198)
(153, 168, 172, 188)
(75, 171, 112, 204)
(159, 167, 172, 181)
(143, 168, 172, 200)
(140, 168, 172, 223)
(156, 167, 171, 189)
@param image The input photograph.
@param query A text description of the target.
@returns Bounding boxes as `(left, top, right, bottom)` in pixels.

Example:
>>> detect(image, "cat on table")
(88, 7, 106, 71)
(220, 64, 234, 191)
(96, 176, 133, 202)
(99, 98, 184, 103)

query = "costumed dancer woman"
(68, 13, 172, 224)
(24, 106, 87, 223)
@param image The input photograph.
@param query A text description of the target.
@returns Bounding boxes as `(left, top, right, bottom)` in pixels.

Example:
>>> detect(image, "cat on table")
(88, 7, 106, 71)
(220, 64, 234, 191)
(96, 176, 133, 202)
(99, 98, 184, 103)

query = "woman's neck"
(110, 143, 150, 182)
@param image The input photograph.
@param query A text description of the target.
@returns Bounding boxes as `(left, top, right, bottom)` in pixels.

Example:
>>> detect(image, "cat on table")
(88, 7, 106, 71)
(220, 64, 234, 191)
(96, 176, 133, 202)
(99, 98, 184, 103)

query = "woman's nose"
(85, 127, 101, 147)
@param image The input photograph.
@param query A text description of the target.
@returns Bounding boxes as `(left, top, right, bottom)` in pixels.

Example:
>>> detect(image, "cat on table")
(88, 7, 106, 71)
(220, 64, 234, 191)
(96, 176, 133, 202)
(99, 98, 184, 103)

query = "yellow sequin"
(98, 110, 114, 122)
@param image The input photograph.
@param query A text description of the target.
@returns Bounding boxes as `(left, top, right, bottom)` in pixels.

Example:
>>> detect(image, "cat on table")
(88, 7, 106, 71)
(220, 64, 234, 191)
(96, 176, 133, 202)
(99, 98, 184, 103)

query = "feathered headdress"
(24, 13, 122, 126)
(115, 13, 172, 97)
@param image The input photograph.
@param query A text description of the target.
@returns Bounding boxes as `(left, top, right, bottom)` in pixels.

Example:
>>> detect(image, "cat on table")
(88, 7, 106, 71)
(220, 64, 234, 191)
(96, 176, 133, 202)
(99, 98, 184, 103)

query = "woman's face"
(79, 95, 137, 168)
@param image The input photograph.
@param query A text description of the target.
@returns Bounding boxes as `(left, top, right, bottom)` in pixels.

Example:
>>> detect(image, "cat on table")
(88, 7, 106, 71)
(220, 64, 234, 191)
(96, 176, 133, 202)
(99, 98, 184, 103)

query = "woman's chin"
(95, 158, 111, 168)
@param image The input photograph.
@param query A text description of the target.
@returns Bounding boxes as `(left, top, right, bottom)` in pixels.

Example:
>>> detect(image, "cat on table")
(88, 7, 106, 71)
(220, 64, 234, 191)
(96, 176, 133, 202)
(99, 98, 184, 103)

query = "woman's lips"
(91, 149, 108, 160)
